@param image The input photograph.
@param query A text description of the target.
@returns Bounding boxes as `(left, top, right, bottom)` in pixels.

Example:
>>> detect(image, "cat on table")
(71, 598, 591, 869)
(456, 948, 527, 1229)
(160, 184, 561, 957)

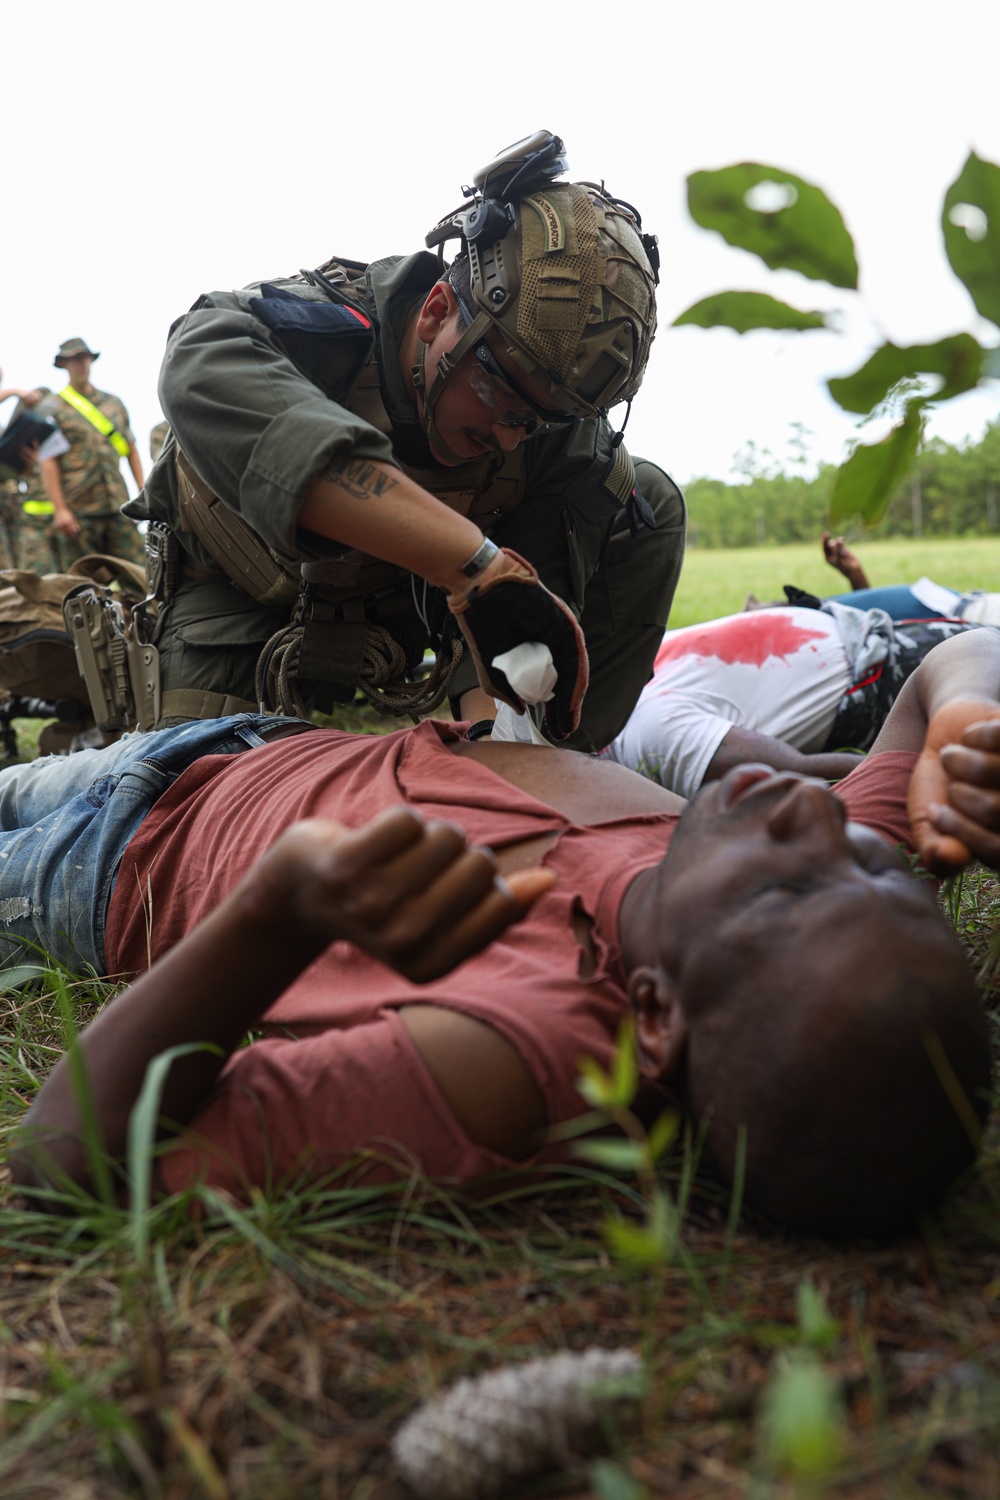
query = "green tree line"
(685, 420, 1000, 548)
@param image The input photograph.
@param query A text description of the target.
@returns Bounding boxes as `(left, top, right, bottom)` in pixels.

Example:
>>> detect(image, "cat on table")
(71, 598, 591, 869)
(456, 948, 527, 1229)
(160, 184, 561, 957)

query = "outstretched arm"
(867, 627, 1000, 873)
(704, 726, 863, 784)
(11, 809, 554, 1196)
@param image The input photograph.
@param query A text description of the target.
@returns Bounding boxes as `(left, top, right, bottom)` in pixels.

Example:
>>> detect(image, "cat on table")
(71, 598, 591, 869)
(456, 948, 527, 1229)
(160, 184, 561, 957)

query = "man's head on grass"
(630, 765, 991, 1238)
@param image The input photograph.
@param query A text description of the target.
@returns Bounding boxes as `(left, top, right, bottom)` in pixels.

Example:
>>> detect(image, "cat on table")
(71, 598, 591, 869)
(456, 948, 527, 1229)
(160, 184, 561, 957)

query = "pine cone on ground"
(392, 1346, 643, 1500)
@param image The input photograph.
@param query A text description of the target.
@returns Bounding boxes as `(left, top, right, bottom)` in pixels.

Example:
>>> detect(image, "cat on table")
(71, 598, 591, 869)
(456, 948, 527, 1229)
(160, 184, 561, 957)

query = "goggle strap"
(434, 310, 494, 384)
(413, 337, 475, 467)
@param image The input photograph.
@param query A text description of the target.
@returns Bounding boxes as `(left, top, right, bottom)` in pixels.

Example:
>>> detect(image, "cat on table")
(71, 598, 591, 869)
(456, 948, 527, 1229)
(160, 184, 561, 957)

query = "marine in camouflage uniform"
(36, 340, 146, 569)
(0, 479, 22, 570)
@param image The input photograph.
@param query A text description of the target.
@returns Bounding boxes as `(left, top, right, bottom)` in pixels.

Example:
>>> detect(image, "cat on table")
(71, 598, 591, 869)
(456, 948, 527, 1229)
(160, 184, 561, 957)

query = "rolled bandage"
(491, 642, 558, 705)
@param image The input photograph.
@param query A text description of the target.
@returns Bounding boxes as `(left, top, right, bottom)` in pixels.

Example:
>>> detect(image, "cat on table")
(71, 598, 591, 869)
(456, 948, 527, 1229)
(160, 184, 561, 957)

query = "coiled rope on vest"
(356, 625, 464, 718)
(256, 621, 463, 721)
(256, 624, 309, 719)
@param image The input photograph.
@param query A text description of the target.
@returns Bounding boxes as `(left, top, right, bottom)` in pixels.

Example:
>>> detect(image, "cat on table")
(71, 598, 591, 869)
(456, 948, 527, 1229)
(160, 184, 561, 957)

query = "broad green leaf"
(761, 1353, 843, 1476)
(673, 290, 829, 334)
(828, 407, 923, 527)
(572, 1137, 649, 1172)
(943, 151, 1000, 327)
(796, 1282, 840, 1353)
(828, 335, 983, 414)
(545, 1108, 615, 1143)
(687, 163, 858, 288)
(610, 1019, 639, 1107)
(647, 1108, 681, 1162)
(577, 1055, 617, 1108)
(603, 1217, 667, 1267)
(603, 1190, 675, 1266)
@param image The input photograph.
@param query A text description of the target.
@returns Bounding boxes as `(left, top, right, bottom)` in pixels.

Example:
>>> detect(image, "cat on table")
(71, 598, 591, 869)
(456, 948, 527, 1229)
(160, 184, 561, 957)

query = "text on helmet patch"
(524, 195, 567, 254)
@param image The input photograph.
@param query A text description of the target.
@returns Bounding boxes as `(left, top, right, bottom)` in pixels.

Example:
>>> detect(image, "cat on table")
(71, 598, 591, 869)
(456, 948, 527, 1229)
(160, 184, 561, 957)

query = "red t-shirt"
(103, 724, 917, 1199)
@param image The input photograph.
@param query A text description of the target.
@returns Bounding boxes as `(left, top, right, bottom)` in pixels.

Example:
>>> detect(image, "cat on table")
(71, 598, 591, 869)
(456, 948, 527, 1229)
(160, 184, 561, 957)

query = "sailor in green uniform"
(131, 134, 685, 749)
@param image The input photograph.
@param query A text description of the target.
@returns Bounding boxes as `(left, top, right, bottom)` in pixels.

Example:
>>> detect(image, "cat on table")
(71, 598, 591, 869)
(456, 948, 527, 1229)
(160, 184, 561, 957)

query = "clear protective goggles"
(465, 342, 576, 438)
(452, 284, 578, 437)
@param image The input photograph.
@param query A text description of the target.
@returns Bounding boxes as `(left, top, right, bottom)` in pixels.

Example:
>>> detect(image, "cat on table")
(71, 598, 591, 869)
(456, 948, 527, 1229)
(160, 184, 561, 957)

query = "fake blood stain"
(654, 614, 829, 671)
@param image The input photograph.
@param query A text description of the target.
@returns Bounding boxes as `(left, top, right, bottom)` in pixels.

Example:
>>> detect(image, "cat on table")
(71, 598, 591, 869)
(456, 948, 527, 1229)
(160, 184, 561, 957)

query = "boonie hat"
(54, 338, 100, 368)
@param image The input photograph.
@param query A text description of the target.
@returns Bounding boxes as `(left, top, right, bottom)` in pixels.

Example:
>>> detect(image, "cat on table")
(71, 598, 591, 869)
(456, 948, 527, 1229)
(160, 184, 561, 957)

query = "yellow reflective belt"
(23, 499, 54, 515)
(59, 385, 131, 457)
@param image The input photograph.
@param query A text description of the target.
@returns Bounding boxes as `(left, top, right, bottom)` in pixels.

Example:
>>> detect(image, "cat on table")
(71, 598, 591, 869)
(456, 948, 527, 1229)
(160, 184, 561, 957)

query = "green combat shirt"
(38, 385, 134, 515)
(130, 253, 686, 750)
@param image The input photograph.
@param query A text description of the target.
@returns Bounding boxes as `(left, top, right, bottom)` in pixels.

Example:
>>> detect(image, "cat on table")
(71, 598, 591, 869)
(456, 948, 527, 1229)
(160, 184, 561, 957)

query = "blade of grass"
(127, 1041, 220, 1266)
(50, 969, 116, 1209)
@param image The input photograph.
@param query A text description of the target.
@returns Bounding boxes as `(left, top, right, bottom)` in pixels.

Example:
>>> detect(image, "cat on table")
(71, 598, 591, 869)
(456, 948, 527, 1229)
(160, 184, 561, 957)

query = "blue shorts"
(0, 715, 312, 974)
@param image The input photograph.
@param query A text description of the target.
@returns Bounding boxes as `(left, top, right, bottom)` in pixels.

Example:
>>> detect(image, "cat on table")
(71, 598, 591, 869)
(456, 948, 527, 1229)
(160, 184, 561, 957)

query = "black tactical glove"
(447, 548, 589, 741)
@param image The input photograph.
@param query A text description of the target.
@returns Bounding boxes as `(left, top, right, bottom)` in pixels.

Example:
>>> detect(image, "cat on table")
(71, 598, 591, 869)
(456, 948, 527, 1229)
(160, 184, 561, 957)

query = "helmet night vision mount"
(454, 131, 572, 249)
(421, 130, 660, 429)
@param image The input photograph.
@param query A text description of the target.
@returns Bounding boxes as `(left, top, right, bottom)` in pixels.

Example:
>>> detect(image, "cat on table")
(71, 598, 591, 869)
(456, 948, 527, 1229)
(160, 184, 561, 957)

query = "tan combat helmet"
(423, 131, 660, 426)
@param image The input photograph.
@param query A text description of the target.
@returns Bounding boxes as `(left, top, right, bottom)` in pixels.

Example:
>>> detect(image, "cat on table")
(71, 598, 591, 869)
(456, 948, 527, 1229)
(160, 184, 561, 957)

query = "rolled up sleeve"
(158, 291, 397, 559)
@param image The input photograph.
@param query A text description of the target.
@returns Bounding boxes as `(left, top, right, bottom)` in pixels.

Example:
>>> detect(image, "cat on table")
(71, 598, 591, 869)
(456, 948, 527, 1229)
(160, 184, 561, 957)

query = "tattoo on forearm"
(321, 455, 399, 501)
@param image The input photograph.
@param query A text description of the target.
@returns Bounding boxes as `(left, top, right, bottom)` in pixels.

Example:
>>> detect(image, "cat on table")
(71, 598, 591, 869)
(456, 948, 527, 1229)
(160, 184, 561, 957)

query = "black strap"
(466, 718, 496, 741)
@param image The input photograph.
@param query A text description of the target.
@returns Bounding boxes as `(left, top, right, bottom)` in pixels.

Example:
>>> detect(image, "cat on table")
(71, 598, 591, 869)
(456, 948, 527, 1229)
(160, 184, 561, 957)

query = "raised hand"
(242, 807, 555, 983)
(821, 531, 868, 588)
(908, 701, 1000, 873)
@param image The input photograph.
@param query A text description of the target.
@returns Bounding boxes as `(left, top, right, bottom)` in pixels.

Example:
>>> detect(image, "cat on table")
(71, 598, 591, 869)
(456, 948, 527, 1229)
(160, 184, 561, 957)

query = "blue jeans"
(825, 585, 951, 621)
(0, 715, 312, 974)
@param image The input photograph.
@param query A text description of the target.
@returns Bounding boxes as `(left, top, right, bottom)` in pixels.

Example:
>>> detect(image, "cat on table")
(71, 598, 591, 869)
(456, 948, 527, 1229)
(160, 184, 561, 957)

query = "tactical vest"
(162, 254, 636, 723)
(169, 440, 458, 722)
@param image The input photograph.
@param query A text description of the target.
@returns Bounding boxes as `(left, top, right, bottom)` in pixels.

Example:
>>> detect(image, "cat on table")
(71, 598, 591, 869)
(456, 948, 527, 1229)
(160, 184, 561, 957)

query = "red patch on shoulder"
(654, 614, 830, 671)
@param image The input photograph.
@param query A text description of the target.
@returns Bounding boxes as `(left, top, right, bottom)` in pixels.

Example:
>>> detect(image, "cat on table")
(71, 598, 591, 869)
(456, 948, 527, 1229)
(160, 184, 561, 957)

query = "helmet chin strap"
(412, 309, 501, 467)
(411, 337, 476, 467)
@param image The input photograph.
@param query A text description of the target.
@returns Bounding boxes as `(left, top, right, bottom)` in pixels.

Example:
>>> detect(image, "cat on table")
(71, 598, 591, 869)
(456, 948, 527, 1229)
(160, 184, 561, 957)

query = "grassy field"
(2, 542, 1000, 1497)
(670, 536, 1000, 629)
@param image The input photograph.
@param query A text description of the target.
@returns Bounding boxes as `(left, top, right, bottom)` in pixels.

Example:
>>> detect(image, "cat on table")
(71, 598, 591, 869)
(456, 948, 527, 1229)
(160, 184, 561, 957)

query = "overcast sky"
(3, 0, 998, 497)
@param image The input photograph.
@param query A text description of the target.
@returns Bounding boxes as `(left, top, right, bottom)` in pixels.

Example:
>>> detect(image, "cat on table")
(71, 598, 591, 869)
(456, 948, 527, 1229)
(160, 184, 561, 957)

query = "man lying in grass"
(600, 601, 980, 799)
(6, 629, 1000, 1239)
